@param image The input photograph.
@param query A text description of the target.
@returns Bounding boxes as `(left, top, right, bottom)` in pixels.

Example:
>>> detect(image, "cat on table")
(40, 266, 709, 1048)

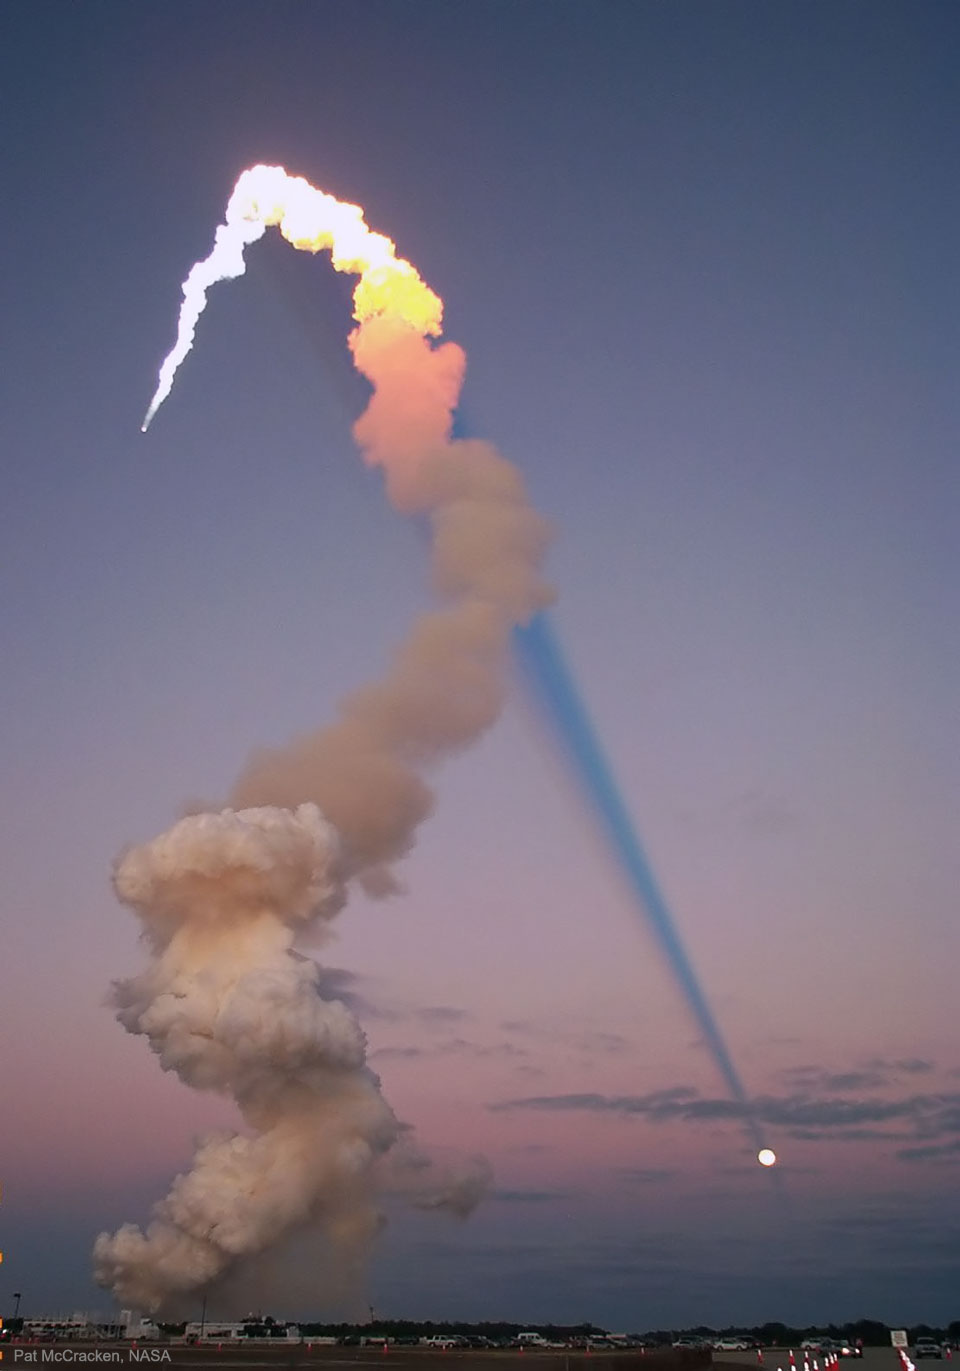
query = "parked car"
(913, 1341, 942, 1361)
(714, 1340, 751, 1352)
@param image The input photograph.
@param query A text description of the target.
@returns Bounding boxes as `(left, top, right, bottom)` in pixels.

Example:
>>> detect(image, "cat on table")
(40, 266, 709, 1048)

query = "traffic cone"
(758, 1351, 764, 1364)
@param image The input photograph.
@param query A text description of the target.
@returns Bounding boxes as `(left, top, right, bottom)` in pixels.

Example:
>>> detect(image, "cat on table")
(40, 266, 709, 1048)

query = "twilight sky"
(1, 0, 958, 1332)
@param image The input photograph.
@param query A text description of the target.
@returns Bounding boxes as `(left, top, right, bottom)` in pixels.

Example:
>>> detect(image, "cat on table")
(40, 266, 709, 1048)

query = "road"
(714, 1351, 907, 1371)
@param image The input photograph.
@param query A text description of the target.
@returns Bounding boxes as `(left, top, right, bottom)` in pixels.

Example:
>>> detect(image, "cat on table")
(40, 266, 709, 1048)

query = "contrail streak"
(515, 611, 769, 1158)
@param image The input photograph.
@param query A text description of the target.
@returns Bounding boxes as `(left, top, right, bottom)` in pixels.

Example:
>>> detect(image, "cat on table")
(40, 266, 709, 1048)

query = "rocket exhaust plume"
(98, 166, 551, 1312)
(139, 166, 444, 433)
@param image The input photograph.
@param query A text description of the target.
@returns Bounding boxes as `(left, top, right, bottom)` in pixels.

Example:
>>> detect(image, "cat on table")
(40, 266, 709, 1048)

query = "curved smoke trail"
(95, 166, 552, 1312)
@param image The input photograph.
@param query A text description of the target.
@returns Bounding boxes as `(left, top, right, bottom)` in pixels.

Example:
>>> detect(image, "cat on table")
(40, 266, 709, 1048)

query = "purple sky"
(1, 0, 958, 1331)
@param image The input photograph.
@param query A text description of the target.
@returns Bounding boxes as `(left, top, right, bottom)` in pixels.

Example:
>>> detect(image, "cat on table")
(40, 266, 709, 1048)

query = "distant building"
(184, 1322, 301, 1342)
(119, 1312, 161, 1340)
(23, 1314, 159, 1341)
(24, 1315, 111, 1341)
(184, 1323, 247, 1342)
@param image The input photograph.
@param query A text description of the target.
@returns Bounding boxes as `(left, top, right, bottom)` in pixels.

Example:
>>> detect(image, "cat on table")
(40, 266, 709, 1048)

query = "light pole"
(200, 1294, 207, 1341)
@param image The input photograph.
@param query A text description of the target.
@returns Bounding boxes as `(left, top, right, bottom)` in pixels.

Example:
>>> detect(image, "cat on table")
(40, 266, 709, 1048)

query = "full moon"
(757, 1148, 777, 1167)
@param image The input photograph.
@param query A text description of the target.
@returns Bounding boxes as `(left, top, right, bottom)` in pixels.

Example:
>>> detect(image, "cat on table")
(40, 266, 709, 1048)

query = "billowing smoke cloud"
(95, 167, 550, 1312)
(94, 806, 397, 1310)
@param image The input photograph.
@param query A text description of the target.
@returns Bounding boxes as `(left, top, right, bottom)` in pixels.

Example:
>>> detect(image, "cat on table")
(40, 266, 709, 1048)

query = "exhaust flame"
(141, 166, 442, 431)
(97, 166, 551, 1312)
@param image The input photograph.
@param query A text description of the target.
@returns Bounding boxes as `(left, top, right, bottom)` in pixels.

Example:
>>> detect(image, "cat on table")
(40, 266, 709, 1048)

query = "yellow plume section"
(141, 164, 443, 431)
